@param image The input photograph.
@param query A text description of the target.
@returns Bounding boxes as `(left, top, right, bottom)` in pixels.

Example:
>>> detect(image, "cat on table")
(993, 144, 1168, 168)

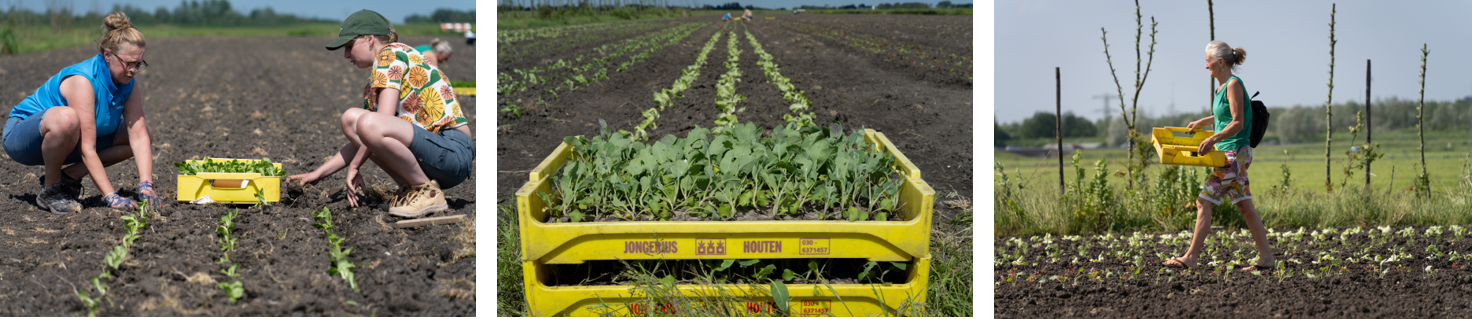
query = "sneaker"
(383, 186, 412, 207)
(388, 180, 448, 218)
(37, 184, 82, 215)
(37, 173, 84, 199)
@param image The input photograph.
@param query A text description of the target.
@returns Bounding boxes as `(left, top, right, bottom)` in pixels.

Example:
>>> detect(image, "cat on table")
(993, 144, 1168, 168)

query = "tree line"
(996, 96, 1472, 147)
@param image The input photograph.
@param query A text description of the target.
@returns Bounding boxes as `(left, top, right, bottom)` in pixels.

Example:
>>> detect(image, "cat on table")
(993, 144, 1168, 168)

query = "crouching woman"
(288, 10, 474, 218)
(2, 12, 162, 214)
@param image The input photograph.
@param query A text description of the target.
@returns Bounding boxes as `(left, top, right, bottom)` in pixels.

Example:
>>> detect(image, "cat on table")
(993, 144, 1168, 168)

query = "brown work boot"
(388, 180, 448, 218)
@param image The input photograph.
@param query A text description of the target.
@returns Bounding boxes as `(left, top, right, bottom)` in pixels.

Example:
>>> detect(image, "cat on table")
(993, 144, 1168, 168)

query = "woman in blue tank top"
(1, 12, 161, 215)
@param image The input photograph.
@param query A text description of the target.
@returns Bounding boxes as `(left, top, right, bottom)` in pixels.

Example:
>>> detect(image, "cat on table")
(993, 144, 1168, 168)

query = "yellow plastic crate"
(515, 130, 934, 265)
(176, 158, 282, 204)
(1151, 127, 1228, 167)
(523, 256, 930, 316)
(453, 87, 475, 97)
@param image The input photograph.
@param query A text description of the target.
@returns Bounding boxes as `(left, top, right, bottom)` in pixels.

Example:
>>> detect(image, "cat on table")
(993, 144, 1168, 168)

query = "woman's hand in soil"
(137, 181, 163, 211)
(287, 172, 322, 187)
(103, 192, 137, 209)
(344, 167, 366, 207)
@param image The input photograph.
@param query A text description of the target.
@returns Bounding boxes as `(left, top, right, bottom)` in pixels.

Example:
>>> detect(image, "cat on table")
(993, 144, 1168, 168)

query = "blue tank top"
(8, 54, 134, 136)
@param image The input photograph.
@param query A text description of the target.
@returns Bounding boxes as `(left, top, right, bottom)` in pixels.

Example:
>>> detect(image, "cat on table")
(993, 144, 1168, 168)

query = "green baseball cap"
(326, 9, 391, 50)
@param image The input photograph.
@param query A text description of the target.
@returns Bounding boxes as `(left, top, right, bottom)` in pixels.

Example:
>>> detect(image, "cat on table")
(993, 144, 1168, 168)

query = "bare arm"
(122, 90, 152, 184)
(59, 76, 116, 195)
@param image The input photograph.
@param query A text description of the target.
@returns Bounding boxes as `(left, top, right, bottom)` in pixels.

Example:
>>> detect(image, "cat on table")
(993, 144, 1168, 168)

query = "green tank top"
(414, 45, 432, 54)
(1212, 76, 1252, 151)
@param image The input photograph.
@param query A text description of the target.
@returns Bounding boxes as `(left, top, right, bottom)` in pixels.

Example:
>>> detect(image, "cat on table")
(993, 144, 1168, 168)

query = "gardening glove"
(137, 181, 164, 211)
(104, 192, 137, 209)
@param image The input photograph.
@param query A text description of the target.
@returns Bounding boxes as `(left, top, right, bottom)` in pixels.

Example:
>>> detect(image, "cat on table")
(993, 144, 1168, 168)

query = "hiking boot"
(37, 184, 82, 215)
(38, 173, 84, 200)
(388, 180, 448, 218)
(384, 186, 412, 207)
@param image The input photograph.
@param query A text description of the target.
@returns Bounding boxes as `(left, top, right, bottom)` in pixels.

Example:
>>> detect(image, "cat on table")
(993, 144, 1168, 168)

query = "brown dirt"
(996, 226, 1472, 318)
(496, 14, 973, 223)
(0, 36, 475, 316)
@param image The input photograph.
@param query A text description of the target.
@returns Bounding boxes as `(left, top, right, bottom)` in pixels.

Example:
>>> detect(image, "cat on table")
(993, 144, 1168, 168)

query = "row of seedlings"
(712, 23, 746, 133)
(499, 23, 681, 95)
(77, 203, 151, 316)
(498, 21, 666, 64)
(311, 207, 360, 291)
(633, 22, 729, 141)
(500, 23, 700, 116)
(215, 209, 245, 302)
(742, 24, 817, 129)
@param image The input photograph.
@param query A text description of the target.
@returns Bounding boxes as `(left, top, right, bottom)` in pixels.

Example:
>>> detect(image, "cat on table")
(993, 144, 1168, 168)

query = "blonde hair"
(1205, 41, 1247, 71)
(431, 38, 452, 55)
(360, 28, 399, 46)
(98, 12, 145, 54)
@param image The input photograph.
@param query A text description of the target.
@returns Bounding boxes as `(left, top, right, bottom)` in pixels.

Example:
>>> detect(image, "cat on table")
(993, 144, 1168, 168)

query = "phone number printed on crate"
(799, 238, 831, 255)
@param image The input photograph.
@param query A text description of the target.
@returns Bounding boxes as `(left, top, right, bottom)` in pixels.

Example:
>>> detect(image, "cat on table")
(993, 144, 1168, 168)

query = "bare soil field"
(996, 226, 1472, 318)
(0, 36, 476, 316)
(496, 14, 973, 216)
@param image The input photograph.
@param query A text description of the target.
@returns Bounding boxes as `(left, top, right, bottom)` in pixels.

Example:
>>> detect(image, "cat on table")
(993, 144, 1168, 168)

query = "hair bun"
(103, 12, 131, 31)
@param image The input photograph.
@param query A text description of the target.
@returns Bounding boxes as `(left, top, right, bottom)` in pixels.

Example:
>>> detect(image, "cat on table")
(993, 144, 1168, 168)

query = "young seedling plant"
(311, 207, 359, 291)
(78, 202, 151, 316)
(216, 208, 245, 302)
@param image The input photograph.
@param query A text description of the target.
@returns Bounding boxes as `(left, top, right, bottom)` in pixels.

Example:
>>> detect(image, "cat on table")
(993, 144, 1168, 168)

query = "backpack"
(1249, 91, 1270, 148)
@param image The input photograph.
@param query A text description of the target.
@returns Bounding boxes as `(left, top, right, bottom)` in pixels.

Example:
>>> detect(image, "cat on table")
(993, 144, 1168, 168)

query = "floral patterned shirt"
(363, 43, 467, 134)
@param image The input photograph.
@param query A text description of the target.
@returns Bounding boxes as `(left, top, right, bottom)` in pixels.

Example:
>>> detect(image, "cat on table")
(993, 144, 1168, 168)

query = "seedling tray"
(1151, 127, 1227, 167)
(452, 87, 475, 97)
(522, 256, 930, 316)
(176, 158, 282, 204)
(515, 130, 932, 264)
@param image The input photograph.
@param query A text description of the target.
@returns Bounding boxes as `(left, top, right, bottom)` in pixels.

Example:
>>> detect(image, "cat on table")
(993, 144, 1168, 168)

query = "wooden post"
(1365, 59, 1372, 190)
(1057, 67, 1065, 194)
(1208, 0, 1216, 107)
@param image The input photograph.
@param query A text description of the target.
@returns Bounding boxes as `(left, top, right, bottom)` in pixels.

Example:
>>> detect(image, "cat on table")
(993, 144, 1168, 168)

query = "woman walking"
(288, 9, 473, 218)
(1162, 41, 1275, 272)
(2, 12, 162, 214)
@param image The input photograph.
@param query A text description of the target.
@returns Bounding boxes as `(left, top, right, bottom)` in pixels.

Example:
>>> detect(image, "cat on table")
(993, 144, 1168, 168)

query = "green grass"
(996, 128, 1472, 237)
(496, 9, 718, 30)
(494, 200, 973, 316)
(997, 128, 1472, 192)
(809, 8, 972, 15)
(2, 22, 465, 54)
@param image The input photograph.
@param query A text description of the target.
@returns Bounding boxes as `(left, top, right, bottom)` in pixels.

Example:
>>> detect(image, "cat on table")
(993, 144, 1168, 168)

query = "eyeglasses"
(111, 52, 148, 71)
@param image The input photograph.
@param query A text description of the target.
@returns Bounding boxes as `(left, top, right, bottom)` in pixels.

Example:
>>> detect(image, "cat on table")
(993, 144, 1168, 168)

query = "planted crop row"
(633, 22, 730, 141)
(498, 23, 702, 103)
(77, 203, 150, 316)
(496, 21, 630, 46)
(215, 209, 245, 302)
(997, 225, 1472, 288)
(712, 26, 746, 132)
(743, 24, 816, 129)
(310, 207, 359, 291)
(539, 122, 904, 223)
(785, 22, 971, 79)
(497, 22, 666, 64)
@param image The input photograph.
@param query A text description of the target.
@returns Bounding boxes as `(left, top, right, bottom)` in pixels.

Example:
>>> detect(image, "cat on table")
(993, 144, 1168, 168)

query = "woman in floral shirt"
(288, 9, 473, 218)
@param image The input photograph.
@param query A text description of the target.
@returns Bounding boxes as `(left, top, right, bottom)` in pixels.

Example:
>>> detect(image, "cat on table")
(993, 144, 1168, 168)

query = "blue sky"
(996, 0, 1472, 124)
(9, 0, 476, 24)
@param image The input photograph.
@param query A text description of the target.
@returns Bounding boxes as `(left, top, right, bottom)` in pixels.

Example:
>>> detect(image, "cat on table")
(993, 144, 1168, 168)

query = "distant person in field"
(288, 9, 473, 219)
(1162, 41, 1274, 272)
(723, 11, 731, 21)
(743, 9, 753, 20)
(413, 38, 452, 70)
(2, 12, 163, 214)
